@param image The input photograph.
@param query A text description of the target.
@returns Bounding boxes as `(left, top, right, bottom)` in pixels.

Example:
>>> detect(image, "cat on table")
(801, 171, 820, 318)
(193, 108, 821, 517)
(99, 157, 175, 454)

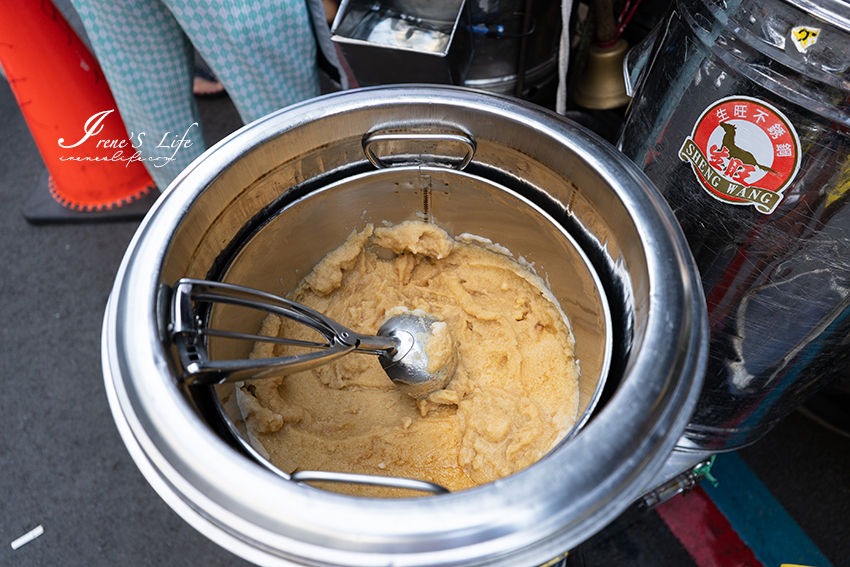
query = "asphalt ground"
(1, 3, 849, 566)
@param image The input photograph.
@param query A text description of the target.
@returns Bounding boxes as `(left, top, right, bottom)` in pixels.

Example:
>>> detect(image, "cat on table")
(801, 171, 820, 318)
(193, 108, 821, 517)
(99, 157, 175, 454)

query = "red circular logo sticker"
(679, 96, 801, 214)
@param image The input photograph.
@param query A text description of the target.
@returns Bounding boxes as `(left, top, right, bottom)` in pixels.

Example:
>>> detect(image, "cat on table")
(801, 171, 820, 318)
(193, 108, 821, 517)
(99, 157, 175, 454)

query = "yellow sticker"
(791, 26, 820, 52)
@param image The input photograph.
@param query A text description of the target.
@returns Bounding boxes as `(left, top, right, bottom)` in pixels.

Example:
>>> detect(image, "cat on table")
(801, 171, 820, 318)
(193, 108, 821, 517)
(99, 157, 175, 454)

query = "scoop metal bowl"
(169, 278, 457, 399)
(377, 310, 458, 399)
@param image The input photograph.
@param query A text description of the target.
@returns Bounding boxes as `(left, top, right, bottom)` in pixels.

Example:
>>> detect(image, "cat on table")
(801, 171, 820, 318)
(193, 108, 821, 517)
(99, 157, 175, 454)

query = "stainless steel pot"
(619, 0, 850, 452)
(102, 86, 707, 566)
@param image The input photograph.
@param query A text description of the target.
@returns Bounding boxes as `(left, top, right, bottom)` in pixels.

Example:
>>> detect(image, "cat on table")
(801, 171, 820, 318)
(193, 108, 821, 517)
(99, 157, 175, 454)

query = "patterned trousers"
(70, 0, 323, 189)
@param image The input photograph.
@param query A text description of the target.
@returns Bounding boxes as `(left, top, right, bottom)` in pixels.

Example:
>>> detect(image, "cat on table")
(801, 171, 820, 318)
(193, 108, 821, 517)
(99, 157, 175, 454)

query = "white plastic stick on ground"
(11, 525, 44, 550)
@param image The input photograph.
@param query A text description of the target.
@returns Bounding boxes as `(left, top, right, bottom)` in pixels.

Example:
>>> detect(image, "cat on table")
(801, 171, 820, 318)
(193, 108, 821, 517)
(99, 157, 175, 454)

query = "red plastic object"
(0, 0, 155, 212)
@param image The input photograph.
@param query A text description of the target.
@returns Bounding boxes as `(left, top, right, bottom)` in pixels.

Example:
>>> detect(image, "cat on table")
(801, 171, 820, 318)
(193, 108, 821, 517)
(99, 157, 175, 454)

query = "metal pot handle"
(363, 132, 476, 170)
(290, 470, 450, 495)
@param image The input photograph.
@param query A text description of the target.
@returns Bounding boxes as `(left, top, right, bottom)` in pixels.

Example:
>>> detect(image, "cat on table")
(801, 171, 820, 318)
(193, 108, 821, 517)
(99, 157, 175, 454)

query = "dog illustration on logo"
(680, 96, 800, 214)
(718, 122, 777, 176)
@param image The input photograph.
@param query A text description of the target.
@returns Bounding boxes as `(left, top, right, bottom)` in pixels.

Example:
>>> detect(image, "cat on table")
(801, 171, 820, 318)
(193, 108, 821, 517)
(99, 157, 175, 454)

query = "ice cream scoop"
(169, 278, 457, 399)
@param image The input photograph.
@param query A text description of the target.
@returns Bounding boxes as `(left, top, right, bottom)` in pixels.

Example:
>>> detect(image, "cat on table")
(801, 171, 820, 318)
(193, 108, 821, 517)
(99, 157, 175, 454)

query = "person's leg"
(70, 0, 205, 190)
(165, 0, 321, 124)
(193, 64, 226, 97)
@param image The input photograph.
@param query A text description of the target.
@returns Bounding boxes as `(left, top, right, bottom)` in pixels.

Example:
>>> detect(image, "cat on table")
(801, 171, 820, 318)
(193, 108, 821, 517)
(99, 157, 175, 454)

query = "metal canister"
(462, 0, 562, 98)
(619, 0, 850, 451)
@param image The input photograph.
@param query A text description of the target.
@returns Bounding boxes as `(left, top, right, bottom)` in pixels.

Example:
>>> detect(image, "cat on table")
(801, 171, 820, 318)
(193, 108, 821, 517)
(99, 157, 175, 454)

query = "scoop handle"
(169, 278, 396, 385)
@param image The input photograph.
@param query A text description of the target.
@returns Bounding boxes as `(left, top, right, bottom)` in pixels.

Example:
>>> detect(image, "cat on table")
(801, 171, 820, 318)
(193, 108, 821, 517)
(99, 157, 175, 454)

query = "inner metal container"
(210, 164, 611, 434)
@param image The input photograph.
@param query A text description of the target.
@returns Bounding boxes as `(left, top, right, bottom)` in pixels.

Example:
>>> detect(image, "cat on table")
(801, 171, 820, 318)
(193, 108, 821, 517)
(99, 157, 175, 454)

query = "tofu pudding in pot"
(233, 220, 581, 496)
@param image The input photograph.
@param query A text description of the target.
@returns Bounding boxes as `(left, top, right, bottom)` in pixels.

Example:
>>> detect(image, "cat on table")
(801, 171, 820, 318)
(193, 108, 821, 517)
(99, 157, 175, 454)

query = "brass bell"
(573, 38, 631, 110)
